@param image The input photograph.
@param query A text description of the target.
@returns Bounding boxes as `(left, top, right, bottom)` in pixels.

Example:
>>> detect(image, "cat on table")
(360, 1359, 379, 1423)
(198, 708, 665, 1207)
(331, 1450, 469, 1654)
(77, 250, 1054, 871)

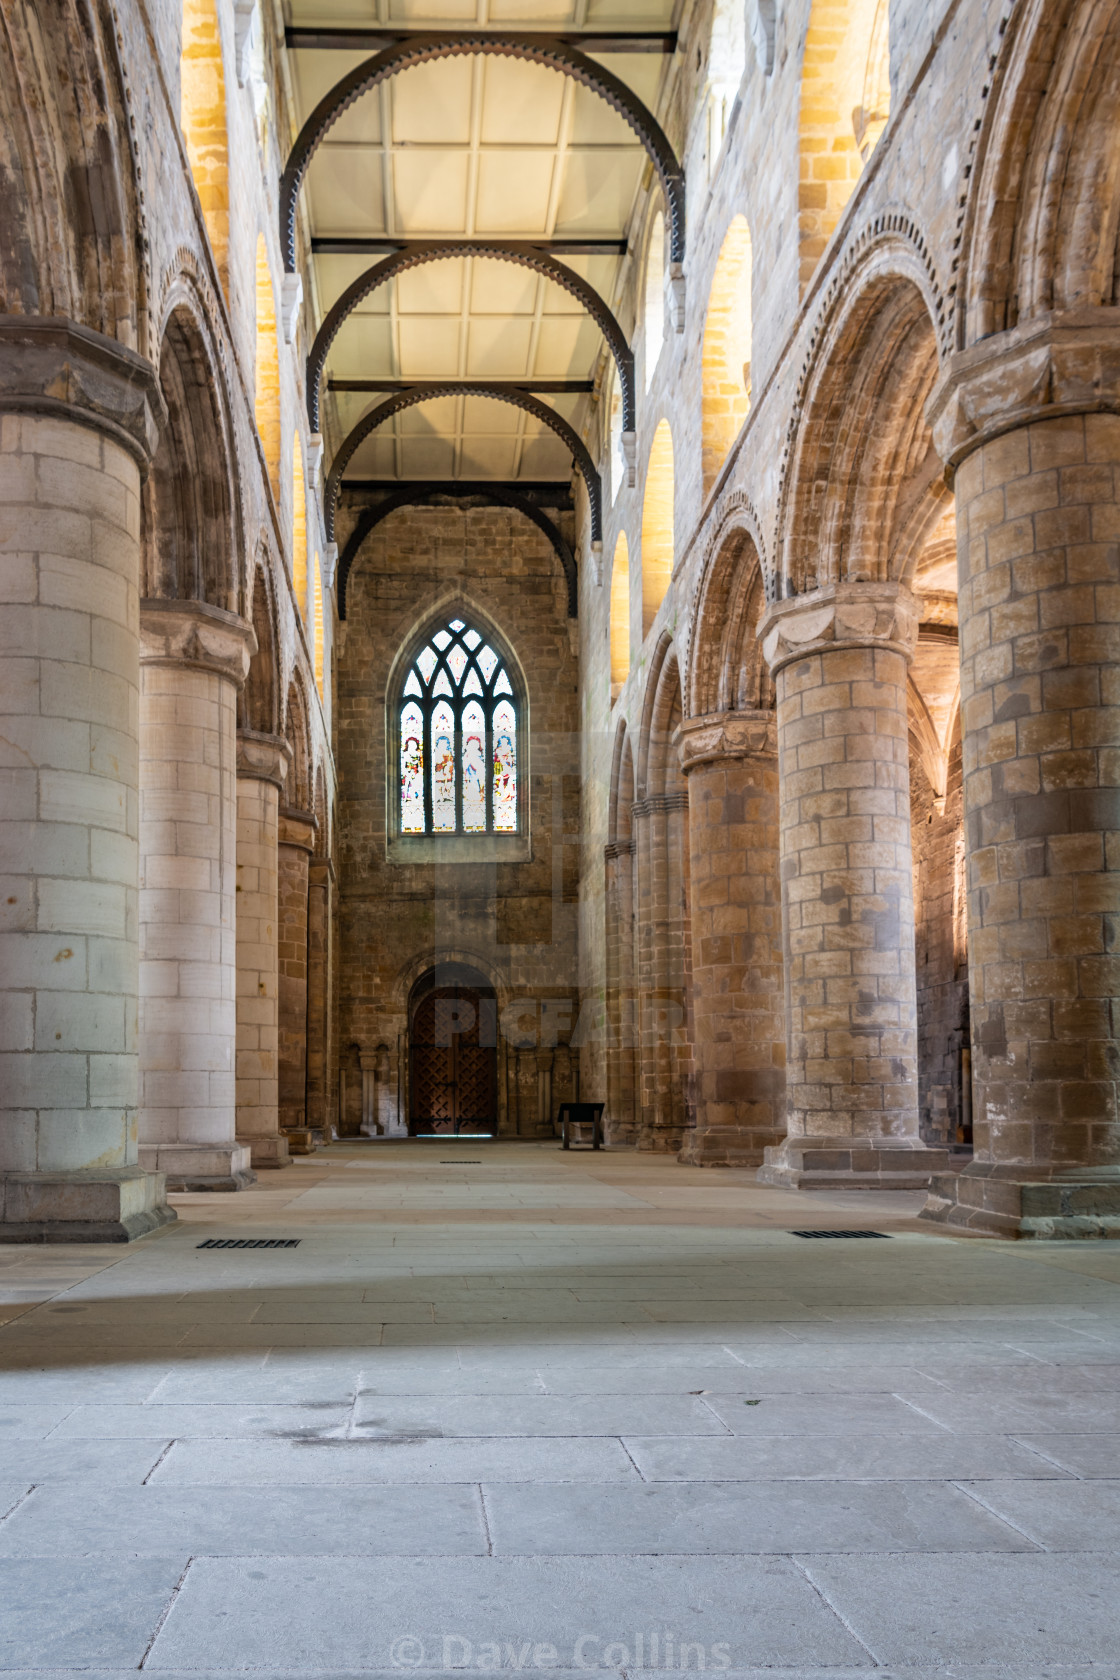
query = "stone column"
(138, 600, 255, 1191)
(604, 839, 639, 1144)
(633, 793, 691, 1152)
(235, 731, 291, 1170)
(758, 583, 949, 1189)
(305, 856, 333, 1136)
(0, 319, 173, 1241)
(278, 806, 316, 1151)
(676, 711, 786, 1167)
(922, 313, 1120, 1236)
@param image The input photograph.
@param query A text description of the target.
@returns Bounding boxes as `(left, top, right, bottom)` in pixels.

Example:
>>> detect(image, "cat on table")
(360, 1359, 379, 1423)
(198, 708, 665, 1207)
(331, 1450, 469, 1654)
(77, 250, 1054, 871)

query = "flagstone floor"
(2, 1140, 1120, 1677)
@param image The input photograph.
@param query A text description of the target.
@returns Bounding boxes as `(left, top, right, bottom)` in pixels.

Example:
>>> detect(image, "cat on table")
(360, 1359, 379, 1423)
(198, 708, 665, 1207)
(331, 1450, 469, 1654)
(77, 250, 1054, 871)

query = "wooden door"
(409, 987, 496, 1134)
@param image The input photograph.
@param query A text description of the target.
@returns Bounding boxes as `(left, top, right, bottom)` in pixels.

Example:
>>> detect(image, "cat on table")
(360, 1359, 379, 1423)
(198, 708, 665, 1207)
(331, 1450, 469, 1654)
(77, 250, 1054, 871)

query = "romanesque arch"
(958, 0, 1120, 346)
(284, 675, 313, 812)
(0, 0, 148, 344)
(688, 517, 770, 719)
(243, 560, 281, 735)
(780, 263, 943, 596)
(609, 533, 631, 699)
(142, 302, 239, 610)
(180, 0, 230, 295)
(641, 420, 675, 635)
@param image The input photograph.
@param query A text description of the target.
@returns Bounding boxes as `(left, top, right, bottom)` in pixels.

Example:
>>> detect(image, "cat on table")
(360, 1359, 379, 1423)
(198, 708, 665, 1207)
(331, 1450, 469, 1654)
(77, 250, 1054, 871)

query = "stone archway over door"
(409, 973, 497, 1136)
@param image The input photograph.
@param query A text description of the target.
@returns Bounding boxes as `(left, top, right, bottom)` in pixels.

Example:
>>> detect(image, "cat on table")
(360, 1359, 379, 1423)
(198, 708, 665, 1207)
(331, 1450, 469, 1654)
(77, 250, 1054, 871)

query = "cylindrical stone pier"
(278, 806, 316, 1150)
(138, 599, 256, 1191)
(305, 856, 334, 1135)
(923, 315, 1120, 1236)
(0, 320, 172, 1240)
(677, 711, 786, 1167)
(758, 583, 949, 1189)
(235, 731, 292, 1169)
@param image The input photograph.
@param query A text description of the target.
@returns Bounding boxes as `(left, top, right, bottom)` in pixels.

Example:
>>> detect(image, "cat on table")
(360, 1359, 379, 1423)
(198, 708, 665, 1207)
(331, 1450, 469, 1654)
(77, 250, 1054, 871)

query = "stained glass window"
(397, 616, 521, 836)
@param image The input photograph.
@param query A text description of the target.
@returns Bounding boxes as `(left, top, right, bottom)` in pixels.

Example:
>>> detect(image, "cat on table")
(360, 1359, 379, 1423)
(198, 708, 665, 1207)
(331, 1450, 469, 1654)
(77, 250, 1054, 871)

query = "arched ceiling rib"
(325, 383, 602, 545)
(286, 2, 679, 509)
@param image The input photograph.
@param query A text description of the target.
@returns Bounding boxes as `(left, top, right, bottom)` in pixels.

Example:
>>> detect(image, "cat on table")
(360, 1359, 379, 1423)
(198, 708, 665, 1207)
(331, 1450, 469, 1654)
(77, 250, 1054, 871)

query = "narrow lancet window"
(396, 616, 521, 836)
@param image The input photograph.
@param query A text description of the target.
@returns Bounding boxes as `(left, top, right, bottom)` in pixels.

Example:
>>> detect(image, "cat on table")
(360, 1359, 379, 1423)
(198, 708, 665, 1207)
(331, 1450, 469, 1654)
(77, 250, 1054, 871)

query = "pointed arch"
(701, 216, 753, 495)
(254, 234, 281, 497)
(610, 533, 631, 700)
(180, 0, 230, 294)
(641, 420, 675, 636)
(797, 0, 891, 290)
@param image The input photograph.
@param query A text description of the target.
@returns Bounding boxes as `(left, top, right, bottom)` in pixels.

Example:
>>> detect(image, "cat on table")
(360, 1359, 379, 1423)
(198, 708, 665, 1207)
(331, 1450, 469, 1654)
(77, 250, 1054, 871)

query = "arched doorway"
(408, 963, 498, 1136)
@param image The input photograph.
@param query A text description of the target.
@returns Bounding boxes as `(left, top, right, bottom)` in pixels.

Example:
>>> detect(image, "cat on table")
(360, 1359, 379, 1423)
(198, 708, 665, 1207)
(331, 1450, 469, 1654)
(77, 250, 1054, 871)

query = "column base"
(237, 1134, 291, 1170)
(920, 1163, 1120, 1239)
(636, 1122, 686, 1154)
(282, 1127, 317, 1155)
(679, 1126, 785, 1168)
(0, 1167, 176, 1244)
(757, 1138, 950, 1190)
(138, 1143, 256, 1192)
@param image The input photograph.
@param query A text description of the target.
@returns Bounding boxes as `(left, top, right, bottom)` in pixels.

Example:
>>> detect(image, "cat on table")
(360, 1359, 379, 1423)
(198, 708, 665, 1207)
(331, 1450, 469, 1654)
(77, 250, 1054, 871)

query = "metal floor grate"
(790, 1230, 892, 1239)
(196, 1238, 301, 1249)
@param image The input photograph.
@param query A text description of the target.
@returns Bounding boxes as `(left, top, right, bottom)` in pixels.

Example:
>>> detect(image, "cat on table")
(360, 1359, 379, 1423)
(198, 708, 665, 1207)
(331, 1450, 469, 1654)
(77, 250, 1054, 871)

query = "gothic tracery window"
(398, 617, 519, 836)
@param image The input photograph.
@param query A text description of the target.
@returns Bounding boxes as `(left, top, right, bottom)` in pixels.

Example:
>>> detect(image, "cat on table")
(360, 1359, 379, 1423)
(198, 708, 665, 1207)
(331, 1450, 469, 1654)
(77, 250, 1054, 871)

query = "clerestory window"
(398, 616, 520, 837)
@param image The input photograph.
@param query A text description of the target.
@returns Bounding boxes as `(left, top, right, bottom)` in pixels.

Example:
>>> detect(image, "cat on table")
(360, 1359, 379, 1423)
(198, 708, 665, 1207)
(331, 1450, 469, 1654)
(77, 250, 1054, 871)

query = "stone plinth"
(758, 583, 948, 1190)
(676, 711, 786, 1167)
(922, 319, 1120, 1236)
(0, 320, 173, 1240)
(235, 732, 292, 1169)
(138, 600, 256, 1191)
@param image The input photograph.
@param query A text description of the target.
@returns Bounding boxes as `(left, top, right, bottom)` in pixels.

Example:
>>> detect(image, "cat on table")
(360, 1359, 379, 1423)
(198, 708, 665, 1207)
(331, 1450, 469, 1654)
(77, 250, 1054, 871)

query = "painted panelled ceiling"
(285, 1, 678, 485)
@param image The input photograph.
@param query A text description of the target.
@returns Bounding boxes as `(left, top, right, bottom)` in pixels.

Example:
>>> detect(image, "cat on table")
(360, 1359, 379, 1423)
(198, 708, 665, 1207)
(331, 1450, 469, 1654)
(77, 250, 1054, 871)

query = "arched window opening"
(180, 0, 229, 294)
(292, 431, 307, 618)
(398, 615, 521, 837)
(641, 420, 674, 637)
(643, 212, 665, 391)
(254, 233, 281, 497)
(798, 0, 891, 290)
(701, 216, 753, 495)
(312, 551, 324, 700)
(608, 375, 624, 503)
(610, 533, 630, 699)
(706, 0, 747, 175)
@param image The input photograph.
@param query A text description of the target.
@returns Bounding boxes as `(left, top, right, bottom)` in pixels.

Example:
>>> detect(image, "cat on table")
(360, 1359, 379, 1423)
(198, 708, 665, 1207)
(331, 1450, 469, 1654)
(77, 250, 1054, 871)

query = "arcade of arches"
(2, 0, 1120, 1252)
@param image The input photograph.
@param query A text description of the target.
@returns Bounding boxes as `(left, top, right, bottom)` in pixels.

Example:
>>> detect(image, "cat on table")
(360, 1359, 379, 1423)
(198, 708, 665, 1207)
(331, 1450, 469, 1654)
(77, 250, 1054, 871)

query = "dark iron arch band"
(280, 34, 686, 276)
(307, 242, 636, 436)
(325, 383, 602, 547)
(337, 488, 577, 620)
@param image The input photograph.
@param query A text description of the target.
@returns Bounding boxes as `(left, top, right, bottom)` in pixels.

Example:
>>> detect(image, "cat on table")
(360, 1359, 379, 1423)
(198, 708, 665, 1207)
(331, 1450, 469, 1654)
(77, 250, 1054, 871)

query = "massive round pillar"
(0, 319, 173, 1240)
(138, 600, 255, 1190)
(923, 316, 1120, 1236)
(758, 582, 948, 1189)
(676, 711, 785, 1166)
(278, 807, 316, 1150)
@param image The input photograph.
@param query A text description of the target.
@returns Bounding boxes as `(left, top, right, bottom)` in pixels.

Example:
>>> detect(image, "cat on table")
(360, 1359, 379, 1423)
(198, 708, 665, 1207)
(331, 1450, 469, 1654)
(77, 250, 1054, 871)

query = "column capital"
(308, 857, 335, 886)
(760, 582, 918, 676)
(0, 315, 166, 466)
(928, 307, 1120, 477)
(676, 709, 776, 774)
(140, 599, 256, 687)
(237, 730, 292, 788)
(279, 806, 318, 850)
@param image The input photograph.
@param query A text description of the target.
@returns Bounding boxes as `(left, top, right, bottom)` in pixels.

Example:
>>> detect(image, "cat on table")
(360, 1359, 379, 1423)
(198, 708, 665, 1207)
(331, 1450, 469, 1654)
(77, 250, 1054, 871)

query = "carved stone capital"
(140, 599, 256, 687)
(676, 709, 777, 774)
(0, 315, 166, 466)
(760, 582, 918, 677)
(237, 730, 292, 789)
(928, 308, 1120, 476)
(279, 806, 318, 850)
